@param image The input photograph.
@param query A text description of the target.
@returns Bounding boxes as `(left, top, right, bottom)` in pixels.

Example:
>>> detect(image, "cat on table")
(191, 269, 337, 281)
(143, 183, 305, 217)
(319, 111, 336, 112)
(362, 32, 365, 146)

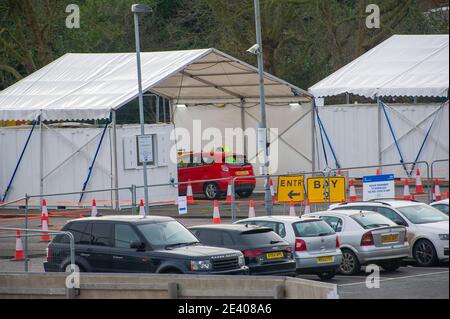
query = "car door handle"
(113, 256, 124, 260)
(80, 253, 90, 257)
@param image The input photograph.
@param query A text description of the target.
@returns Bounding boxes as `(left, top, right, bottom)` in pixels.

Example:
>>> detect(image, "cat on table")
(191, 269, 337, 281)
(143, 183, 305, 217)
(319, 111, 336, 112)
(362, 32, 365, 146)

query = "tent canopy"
(309, 35, 449, 99)
(0, 48, 311, 121)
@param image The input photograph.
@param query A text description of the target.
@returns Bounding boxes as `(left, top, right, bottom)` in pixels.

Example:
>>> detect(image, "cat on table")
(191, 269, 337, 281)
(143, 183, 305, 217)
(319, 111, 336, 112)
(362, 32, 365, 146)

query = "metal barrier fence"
(0, 227, 75, 273)
(431, 159, 449, 181)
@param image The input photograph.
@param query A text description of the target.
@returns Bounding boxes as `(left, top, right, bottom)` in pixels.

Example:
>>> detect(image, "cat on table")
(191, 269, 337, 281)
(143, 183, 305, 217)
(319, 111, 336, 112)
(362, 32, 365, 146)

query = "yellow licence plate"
(236, 170, 249, 176)
(382, 235, 399, 243)
(266, 252, 284, 260)
(316, 256, 334, 264)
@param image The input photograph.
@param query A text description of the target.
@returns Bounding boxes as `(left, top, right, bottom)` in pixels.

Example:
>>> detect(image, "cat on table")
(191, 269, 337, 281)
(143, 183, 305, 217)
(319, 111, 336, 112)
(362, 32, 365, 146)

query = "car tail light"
(295, 239, 307, 251)
(360, 232, 374, 246)
(336, 235, 340, 248)
(243, 249, 264, 257)
(221, 165, 229, 172)
(46, 246, 52, 262)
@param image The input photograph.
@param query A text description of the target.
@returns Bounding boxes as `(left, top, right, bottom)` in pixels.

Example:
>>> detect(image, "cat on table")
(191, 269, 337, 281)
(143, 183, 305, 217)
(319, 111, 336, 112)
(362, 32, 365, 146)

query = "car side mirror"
(130, 240, 146, 251)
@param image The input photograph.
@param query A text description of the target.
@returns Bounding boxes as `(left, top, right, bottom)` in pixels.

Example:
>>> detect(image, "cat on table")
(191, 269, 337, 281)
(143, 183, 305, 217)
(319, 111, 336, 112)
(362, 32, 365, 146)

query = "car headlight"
(190, 260, 212, 271)
(439, 234, 449, 241)
(238, 255, 245, 267)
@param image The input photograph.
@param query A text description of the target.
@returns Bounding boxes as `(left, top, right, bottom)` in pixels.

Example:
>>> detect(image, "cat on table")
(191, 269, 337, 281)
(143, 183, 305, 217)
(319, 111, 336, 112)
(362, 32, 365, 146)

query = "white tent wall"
(314, 103, 449, 179)
(173, 103, 313, 191)
(0, 124, 178, 206)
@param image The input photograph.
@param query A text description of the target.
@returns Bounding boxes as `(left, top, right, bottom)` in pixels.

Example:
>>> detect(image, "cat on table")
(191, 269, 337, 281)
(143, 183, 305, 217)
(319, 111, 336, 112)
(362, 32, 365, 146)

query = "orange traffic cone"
(303, 199, 311, 216)
(187, 180, 194, 204)
(40, 199, 51, 226)
(13, 230, 25, 261)
(415, 168, 424, 193)
(376, 168, 381, 176)
(226, 181, 232, 204)
(349, 180, 357, 202)
(289, 200, 296, 217)
(403, 179, 411, 200)
(40, 215, 51, 242)
(213, 200, 221, 224)
(91, 199, 98, 217)
(434, 179, 442, 201)
(139, 199, 146, 216)
(248, 200, 256, 218)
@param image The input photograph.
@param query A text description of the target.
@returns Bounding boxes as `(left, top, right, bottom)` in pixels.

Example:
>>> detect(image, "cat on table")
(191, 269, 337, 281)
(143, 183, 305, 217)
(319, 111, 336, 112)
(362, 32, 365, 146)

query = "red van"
(177, 152, 256, 200)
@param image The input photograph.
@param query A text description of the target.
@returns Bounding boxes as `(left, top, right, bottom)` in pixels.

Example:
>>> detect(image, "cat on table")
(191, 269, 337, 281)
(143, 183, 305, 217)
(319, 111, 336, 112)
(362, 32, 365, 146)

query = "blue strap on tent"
(379, 98, 409, 176)
(315, 104, 340, 169)
(316, 109, 329, 167)
(2, 117, 39, 202)
(78, 113, 112, 203)
(408, 104, 444, 176)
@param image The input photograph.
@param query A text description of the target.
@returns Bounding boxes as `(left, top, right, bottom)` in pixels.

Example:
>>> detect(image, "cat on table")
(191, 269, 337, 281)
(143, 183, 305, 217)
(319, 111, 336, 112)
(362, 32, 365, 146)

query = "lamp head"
(132, 4, 152, 13)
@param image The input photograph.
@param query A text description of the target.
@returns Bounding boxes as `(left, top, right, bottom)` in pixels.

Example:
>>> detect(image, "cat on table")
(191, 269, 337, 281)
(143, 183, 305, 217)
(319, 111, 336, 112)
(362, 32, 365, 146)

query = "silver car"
(234, 216, 342, 280)
(305, 210, 409, 275)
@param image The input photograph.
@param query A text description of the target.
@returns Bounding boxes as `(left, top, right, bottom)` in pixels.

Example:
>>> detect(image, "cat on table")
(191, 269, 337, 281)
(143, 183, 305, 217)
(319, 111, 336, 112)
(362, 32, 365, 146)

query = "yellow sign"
(307, 177, 346, 203)
(277, 176, 305, 203)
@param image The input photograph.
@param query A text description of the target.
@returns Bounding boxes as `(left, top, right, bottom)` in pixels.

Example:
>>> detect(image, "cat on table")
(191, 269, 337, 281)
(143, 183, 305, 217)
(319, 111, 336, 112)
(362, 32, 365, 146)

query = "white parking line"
(339, 270, 450, 287)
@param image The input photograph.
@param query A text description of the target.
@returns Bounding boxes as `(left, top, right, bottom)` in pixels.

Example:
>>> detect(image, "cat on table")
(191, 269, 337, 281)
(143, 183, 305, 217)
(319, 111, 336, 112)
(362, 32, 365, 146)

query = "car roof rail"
(339, 200, 392, 206)
(368, 198, 418, 203)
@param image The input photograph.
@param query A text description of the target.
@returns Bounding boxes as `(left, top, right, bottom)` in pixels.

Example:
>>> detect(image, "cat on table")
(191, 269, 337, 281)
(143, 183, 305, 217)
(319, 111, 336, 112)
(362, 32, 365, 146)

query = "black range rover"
(44, 216, 248, 275)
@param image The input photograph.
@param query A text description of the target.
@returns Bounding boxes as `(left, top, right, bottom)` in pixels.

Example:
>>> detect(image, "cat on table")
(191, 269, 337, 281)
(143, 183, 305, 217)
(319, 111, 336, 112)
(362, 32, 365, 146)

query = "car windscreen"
(137, 221, 199, 249)
(238, 229, 284, 246)
(351, 212, 396, 229)
(396, 205, 449, 224)
(293, 220, 335, 237)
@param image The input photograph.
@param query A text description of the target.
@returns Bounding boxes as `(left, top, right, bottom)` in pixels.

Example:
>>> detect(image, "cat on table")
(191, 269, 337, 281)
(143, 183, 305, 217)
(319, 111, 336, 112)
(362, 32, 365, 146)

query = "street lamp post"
(132, 4, 152, 216)
(253, 0, 273, 216)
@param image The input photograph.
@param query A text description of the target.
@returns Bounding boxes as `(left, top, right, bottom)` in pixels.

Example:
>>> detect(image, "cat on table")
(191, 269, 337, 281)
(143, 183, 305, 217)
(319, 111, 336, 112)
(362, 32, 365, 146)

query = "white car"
(431, 199, 449, 215)
(329, 200, 449, 266)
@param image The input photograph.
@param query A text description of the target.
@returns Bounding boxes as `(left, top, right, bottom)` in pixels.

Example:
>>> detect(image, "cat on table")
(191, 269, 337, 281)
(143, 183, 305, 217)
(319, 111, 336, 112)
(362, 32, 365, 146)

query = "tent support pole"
(377, 99, 382, 171)
(311, 100, 316, 172)
(111, 110, 119, 210)
(39, 114, 44, 205)
(240, 98, 247, 158)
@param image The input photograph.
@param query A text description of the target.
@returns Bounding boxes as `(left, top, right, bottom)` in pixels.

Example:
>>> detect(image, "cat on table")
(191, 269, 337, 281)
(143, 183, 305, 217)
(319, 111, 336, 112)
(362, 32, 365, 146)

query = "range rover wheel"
(413, 239, 438, 267)
(340, 249, 360, 275)
(204, 182, 220, 200)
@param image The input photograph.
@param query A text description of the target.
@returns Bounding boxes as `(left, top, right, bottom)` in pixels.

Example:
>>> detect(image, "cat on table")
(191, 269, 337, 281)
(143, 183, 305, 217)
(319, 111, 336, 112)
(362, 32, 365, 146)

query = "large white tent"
(308, 35, 449, 177)
(310, 34, 449, 98)
(0, 48, 313, 204)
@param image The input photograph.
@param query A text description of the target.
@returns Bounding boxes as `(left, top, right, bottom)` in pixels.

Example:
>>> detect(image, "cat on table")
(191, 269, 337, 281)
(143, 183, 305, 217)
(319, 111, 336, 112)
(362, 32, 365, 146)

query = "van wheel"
(204, 182, 220, 200)
(237, 191, 253, 198)
(340, 249, 360, 275)
(413, 239, 438, 267)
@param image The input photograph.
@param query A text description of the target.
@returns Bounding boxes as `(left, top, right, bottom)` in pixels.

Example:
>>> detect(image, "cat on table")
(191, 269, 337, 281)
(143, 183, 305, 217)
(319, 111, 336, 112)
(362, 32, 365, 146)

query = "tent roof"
(309, 34, 449, 99)
(0, 48, 311, 121)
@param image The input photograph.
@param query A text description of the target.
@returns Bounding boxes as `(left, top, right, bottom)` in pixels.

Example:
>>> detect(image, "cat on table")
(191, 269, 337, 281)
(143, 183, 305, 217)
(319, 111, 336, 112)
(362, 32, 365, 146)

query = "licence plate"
(316, 256, 334, 264)
(382, 235, 399, 243)
(266, 252, 284, 260)
(236, 170, 249, 176)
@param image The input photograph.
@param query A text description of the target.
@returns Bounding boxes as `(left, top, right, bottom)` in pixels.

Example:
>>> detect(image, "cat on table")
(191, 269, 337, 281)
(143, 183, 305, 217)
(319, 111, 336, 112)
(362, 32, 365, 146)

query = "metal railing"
(431, 159, 449, 181)
(0, 227, 75, 273)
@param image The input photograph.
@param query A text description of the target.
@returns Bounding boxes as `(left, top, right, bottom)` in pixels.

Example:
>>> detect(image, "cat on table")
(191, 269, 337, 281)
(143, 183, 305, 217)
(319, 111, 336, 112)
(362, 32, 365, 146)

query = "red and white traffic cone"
(336, 169, 342, 177)
(432, 187, 436, 201)
(139, 199, 146, 216)
(403, 179, 411, 200)
(13, 230, 25, 261)
(40, 199, 51, 226)
(91, 199, 98, 217)
(349, 180, 357, 202)
(376, 168, 381, 176)
(226, 181, 232, 204)
(415, 168, 424, 193)
(187, 180, 194, 205)
(213, 200, 221, 224)
(40, 215, 51, 242)
(248, 200, 256, 218)
(289, 200, 296, 217)
(303, 199, 311, 216)
(434, 179, 442, 201)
